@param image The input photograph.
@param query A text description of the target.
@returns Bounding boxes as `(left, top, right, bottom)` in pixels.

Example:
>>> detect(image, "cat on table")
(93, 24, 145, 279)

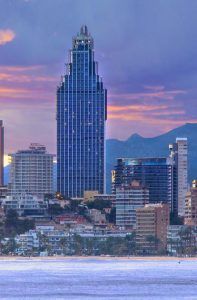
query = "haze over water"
(0, 258, 196, 299)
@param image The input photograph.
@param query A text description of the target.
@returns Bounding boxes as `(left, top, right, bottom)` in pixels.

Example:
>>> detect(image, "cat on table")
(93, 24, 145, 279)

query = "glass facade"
(57, 26, 107, 198)
(112, 158, 173, 208)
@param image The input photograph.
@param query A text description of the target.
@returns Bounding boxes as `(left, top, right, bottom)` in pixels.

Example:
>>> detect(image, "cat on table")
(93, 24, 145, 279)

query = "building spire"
(80, 25, 88, 36)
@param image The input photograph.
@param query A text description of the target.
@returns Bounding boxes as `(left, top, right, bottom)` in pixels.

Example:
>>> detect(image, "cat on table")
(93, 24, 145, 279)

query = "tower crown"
(73, 25, 94, 49)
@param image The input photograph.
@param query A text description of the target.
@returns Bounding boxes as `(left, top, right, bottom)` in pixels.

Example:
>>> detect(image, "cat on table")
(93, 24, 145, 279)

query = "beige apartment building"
(9, 143, 54, 198)
(136, 203, 170, 253)
(185, 180, 197, 225)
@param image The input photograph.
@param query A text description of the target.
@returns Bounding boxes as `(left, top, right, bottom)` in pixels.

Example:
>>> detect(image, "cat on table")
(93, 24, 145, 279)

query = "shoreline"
(0, 255, 196, 261)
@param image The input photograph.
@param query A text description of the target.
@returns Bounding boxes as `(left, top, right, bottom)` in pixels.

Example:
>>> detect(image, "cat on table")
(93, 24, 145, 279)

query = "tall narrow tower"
(57, 26, 107, 198)
(169, 137, 188, 216)
(0, 121, 4, 186)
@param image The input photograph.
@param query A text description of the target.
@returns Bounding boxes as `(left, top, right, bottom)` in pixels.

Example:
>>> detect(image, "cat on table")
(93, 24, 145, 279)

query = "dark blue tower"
(57, 26, 107, 198)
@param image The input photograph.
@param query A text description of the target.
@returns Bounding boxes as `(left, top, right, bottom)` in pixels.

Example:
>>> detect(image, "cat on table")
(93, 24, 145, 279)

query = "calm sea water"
(0, 258, 196, 299)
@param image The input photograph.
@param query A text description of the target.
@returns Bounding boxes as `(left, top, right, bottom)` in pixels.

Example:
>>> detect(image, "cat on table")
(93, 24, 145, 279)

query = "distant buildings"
(167, 225, 197, 256)
(57, 25, 107, 198)
(136, 203, 170, 253)
(0, 121, 4, 187)
(9, 143, 54, 198)
(116, 180, 149, 227)
(169, 138, 188, 216)
(2, 194, 48, 216)
(185, 180, 197, 225)
(112, 157, 173, 208)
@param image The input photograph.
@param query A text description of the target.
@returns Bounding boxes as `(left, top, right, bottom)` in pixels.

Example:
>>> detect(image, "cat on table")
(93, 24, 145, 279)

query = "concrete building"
(9, 143, 54, 198)
(116, 181, 149, 228)
(136, 203, 170, 254)
(169, 138, 188, 216)
(89, 209, 106, 224)
(0, 121, 4, 187)
(2, 194, 48, 216)
(167, 225, 197, 256)
(185, 180, 197, 225)
(15, 230, 39, 255)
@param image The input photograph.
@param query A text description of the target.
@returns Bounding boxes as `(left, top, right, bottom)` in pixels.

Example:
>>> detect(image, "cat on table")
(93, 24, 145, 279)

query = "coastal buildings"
(57, 25, 107, 198)
(112, 157, 173, 208)
(116, 180, 149, 227)
(167, 225, 197, 256)
(2, 194, 48, 216)
(9, 143, 54, 197)
(169, 138, 188, 216)
(0, 121, 4, 187)
(136, 203, 170, 253)
(185, 180, 197, 225)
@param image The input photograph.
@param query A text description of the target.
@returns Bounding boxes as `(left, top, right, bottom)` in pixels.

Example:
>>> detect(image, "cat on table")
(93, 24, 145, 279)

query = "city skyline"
(0, 0, 197, 158)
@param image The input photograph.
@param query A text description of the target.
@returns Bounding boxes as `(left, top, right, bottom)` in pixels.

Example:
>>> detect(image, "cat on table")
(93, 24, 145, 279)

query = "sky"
(0, 0, 197, 158)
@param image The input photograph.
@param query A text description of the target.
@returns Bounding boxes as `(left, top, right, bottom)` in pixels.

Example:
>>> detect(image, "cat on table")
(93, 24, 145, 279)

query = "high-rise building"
(136, 203, 170, 254)
(169, 138, 188, 216)
(0, 121, 4, 186)
(57, 25, 107, 198)
(185, 180, 197, 225)
(112, 157, 173, 208)
(9, 143, 54, 198)
(116, 180, 149, 228)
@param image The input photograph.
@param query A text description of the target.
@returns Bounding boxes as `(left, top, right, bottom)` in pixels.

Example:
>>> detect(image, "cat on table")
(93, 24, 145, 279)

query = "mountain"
(106, 123, 197, 192)
(4, 123, 197, 193)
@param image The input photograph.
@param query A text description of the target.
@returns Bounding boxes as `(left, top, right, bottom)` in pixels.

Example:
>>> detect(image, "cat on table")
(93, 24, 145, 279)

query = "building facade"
(167, 225, 197, 256)
(2, 194, 48, 216)
(0, 121, 4, 186)
(57, 25, 107, 198)
(116, 180, 149, 228)
(169, 138, 188, 216)
(136, 203, 170, 253)
(112, 157, 173, 208)
(185, 180, 197, 225)
(9, 143, 54, 197)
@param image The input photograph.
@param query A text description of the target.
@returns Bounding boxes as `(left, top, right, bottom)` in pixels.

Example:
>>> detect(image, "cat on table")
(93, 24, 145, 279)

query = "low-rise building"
(15, 230, 39, 254)
(2, 194, 48, 216)
(167, 225, 197, 256)
(89, 209, 106, 224)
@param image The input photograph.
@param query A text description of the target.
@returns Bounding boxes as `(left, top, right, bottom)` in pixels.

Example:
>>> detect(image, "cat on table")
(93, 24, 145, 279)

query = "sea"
(0, 257, 196, 299)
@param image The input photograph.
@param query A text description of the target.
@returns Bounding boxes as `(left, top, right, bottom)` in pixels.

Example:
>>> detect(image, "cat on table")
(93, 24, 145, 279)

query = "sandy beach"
(0, 255, 196, 261)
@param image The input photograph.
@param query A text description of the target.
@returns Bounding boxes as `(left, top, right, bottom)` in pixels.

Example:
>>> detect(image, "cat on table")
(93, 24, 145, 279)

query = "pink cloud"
(0, 29, 15, 45)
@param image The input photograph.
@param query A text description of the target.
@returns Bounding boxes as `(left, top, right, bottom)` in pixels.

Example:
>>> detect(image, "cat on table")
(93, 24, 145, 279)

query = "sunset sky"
(0, 0, 197, 157)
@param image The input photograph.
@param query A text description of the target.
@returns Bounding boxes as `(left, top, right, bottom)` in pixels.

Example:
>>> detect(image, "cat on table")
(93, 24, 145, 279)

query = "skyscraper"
(112, 157, 173, 208)
(57, 26, 107, 198)
(169, 138, 188, 216)
(0, 121, 4, 187)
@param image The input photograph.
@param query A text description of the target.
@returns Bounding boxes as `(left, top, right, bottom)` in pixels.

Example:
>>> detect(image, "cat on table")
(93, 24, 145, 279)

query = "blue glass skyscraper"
(57, 26, 107, 198)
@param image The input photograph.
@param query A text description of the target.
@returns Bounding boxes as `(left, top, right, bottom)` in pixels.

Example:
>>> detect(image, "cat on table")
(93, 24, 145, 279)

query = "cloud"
(0, 29, 15, 46)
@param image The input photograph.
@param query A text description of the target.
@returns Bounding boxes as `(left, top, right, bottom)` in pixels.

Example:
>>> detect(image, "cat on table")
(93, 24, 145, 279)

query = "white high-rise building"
(169, 138, 188, 216)
(9, 143, 54, 198)
(176, 138, 188, 216)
